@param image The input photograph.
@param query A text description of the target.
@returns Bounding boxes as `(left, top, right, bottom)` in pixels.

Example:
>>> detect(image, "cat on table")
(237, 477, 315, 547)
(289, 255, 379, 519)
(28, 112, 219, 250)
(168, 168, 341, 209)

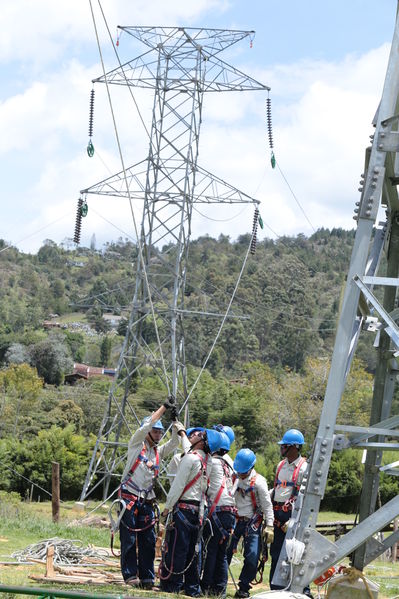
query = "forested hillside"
(0, 228, 396, 509)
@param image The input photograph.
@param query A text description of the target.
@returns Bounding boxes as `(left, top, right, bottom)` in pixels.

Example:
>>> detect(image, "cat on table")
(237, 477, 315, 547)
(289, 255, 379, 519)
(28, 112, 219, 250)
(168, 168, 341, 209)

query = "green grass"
(1, 501, 399, 598)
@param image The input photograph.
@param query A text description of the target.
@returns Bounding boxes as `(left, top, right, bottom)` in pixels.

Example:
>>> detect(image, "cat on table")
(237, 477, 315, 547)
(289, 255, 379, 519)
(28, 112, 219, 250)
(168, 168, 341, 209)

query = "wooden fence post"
(52, 461, 60, 523)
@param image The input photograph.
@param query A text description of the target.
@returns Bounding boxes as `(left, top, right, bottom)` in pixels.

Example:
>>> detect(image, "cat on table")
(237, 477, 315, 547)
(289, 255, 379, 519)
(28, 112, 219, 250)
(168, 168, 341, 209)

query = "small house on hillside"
(64, 362, 116, 385)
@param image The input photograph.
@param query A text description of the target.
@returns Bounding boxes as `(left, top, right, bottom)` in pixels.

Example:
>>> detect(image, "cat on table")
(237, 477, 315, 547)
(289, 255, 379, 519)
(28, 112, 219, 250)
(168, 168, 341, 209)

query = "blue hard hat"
(278, 429, 305, 446)
(233, 448, 256, 474)
(186, 426, 205, 437)
(152, 419, 165, 431)
(205, 429, 228, 454)
(218, 431, 231, 451)
(213, 424, 235, 445)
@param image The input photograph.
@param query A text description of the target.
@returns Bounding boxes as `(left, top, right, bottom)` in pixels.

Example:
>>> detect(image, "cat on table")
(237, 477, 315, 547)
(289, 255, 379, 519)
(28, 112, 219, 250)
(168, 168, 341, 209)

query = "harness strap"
(246, 474, 258, 511)
(274, 457, 306, 494)
(119, 444, 160, 497)
(208, 475, 226, 518)
(181, 451, 209, 496)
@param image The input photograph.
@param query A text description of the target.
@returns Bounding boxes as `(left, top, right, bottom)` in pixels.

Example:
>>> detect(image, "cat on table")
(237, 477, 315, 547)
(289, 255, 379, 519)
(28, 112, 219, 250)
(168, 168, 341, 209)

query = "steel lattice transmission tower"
(80, 27, 269, 501)
(272, 4, 399, 591)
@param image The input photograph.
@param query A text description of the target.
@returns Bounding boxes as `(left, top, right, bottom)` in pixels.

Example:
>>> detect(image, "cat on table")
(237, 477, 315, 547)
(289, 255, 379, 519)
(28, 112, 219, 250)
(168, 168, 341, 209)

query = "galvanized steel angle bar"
(354, 274, 399, 348)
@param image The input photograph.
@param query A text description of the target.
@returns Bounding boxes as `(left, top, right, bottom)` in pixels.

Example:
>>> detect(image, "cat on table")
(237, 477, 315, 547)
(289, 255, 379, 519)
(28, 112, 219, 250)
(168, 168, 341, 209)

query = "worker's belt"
(236, 515, 251, 522)
(120, 491, 155, 505)
(273, 500, 293, 513)
(177, 501, 199, 512)
(215, 506, 237, 514)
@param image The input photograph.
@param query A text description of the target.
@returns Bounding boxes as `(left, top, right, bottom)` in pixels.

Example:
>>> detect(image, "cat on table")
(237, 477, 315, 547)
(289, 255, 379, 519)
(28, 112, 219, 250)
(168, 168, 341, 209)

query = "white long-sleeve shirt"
(273, 455, 307, 503)
(233, 468, 273, 526)
(207, 455, 235, 508)
(165, 449, 212, 511)
(166, 433, 193, 480)
(121, 416, 179, 500)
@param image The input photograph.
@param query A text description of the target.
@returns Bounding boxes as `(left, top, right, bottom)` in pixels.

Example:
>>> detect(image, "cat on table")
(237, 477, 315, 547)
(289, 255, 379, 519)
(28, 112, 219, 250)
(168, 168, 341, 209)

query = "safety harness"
(109, 443, 160, 556)
(273, 456, 306, 512)
(160, 450, 210, 580)
(205, 457, 236, 555)
(272, 456, 306, 535)
(274, 456, 306, 494)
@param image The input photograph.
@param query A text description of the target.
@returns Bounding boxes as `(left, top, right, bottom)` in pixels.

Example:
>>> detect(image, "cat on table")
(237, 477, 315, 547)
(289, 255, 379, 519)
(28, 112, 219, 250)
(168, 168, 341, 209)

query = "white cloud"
(0, 4, 393, 253)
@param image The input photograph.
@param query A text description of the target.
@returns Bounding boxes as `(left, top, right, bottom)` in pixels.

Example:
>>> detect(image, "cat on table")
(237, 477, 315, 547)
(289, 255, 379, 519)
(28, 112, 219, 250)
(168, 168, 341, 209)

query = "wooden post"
(52, 461, 60, 523)
(46, 544, 55, 577)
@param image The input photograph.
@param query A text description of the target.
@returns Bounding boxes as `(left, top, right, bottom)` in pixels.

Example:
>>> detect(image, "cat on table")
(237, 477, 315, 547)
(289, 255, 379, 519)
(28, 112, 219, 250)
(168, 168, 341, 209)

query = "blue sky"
(1, 0, 397, 253)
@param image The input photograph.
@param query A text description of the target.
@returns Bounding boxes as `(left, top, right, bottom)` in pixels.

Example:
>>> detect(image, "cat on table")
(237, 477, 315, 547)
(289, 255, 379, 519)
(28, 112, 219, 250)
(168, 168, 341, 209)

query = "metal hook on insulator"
(266, 93, 276, 169)
(250, 207, 259, 255)
(73, 197, 88, 244)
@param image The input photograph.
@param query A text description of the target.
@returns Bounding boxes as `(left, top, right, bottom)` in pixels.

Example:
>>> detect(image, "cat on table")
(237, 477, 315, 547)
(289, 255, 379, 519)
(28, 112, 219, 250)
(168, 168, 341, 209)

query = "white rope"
(89, 0, 170, 393)
(285, 538, 306, 565)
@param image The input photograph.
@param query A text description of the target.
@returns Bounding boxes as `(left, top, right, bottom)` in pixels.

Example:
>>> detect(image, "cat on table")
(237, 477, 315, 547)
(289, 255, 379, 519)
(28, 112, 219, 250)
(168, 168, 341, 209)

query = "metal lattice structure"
(80, 27, 269, 501)
(273, 3, 399, 591)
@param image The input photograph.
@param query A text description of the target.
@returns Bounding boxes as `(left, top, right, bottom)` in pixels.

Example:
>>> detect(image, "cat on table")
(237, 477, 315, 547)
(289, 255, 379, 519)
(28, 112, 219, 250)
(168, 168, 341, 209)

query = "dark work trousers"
(160, 507, 202, 597)
(226, 517, 261, 593)
(201, 510, 236, 597)
(119, 499, 156, 583)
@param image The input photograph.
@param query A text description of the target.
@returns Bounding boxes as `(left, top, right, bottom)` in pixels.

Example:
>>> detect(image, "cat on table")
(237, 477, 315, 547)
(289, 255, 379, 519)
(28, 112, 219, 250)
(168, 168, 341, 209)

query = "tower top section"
(95, 26, 269, 93)
(119, 26, 255, 56)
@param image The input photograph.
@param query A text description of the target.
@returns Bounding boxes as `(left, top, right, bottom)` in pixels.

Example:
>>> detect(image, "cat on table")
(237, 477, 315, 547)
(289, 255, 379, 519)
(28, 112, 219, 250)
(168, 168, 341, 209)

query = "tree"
(65, 331, 85, 362)
(100, 336, 112, 366)
(30, 333, 73, 385)
(5, 343, 30, 365)
(48, 399, 84, 432)
(0, 364, 43, 438)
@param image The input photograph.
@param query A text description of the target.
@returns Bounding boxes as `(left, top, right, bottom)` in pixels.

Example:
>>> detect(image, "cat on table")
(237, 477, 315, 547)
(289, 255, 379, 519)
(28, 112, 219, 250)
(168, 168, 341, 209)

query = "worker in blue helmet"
(167, 426, 205, 481)
(270, 429, 308, 593)
(160, 428, 227, 597)
(226, 448, 274, 598)
(213, 424, 235, 446)
(201, 430, 235, 597)
(118, 396, 185, 589)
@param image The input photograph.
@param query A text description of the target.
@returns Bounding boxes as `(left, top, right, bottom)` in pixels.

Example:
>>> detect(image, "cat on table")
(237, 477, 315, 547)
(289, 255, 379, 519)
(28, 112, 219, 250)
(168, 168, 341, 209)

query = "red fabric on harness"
(248, 474, 257, 511)
(208, 475, 226, 518)
(181, 451, 209, 496)
(119, 444, 159, 498)
(274, 456, 306, 492)
(129, 445, 159, 477)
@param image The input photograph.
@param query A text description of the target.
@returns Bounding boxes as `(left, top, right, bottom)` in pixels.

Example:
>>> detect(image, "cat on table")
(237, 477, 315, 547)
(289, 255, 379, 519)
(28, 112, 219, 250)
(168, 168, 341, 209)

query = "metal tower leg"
(270, 4, 399, 591)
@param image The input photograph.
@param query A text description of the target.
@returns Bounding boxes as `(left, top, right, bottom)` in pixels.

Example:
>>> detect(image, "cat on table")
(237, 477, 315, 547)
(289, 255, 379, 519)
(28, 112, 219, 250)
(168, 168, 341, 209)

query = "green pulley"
(81, 201, 88, 217)
(270, 151, 276, 169)
(258, 214, 264, 229)
(87, 140, 95, 157)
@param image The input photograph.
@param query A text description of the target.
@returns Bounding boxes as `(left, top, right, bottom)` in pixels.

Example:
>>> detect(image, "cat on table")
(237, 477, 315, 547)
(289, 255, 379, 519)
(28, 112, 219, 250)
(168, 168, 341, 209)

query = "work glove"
(263, 525, 274, 545)
(172, 421, 186, 436)
(163, 395, 176, 409)
(160, 510, 169, 526)
(170, 405, 179, 421)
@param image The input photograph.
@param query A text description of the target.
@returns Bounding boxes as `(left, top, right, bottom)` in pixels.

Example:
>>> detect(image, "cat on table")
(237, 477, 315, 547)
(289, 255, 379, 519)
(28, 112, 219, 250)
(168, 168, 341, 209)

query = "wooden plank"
(46, 545, 54, 577)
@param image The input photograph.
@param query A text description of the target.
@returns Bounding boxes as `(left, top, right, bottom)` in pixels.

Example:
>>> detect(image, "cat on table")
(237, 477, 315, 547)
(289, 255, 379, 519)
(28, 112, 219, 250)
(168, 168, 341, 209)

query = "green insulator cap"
(87, 140, 95, 157)
(81, 202, 88, 217)
(258, 215, 264, 229)
(270, 151, 276, 169)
